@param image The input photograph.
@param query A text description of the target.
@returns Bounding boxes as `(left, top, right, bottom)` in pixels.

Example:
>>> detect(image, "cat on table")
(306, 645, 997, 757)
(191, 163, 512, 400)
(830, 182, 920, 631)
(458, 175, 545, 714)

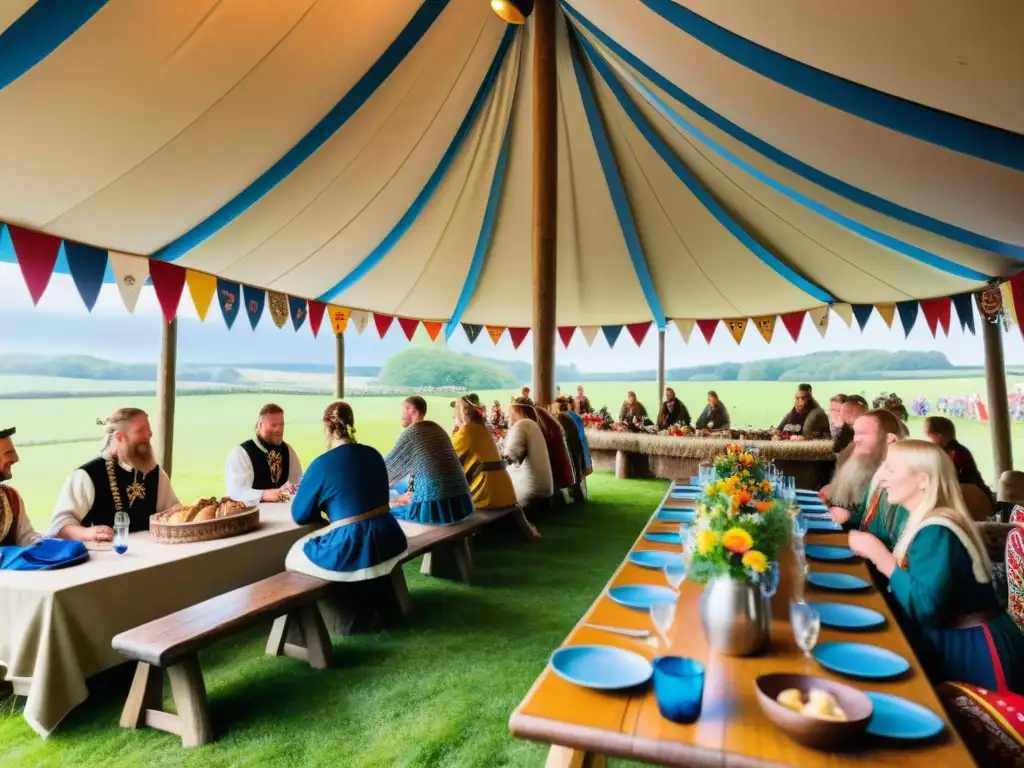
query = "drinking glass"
(790, 600, 821, 659)
(650, 601, 677, 646)
(653, 657, 705, 724)
(760, 561, 780, 599)
(665, 560, 687, 591)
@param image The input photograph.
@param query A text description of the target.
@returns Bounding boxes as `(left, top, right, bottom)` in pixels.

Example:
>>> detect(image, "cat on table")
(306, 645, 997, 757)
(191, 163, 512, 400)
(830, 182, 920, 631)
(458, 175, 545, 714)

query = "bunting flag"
(8, 225, 60, 304)
(243, 285, 265, 330)
(375, 313, 395, 339)
(808, 306, 829, 338)
(63, 242, 107, 311)
(349, 309, 370, 335)
(558, 326, 576, 347)
(423, 321, 443, 342)
(486, 325, 505, 344)
(919, 297, 951, 337)
(268, 291, 290, 329)
(462, 323, 482, 343)
(329, 306, 351, 335)
(626, 321, 650, 346)
(289, 296, 307, 331)
(508, 327, 529, 350)
(398, 316, 419, 341)
(724, 318, 747, 344)
(780, 311, 805, 342)
(696, 319, 719, 344)
(875, 303, 896, 329)
(950, 293, 976, 335)
(752, 315, 775, 343)
(109, 252, 149, 313)
(601, 325, 623, 347)
(674, 318, 694, 344)
(896, 300, 919, 336)
(831, 303, 853, 328)
(217, 278, 241, 329)
(148, 260, 187, 323)
(307, 300, 326, 337)
(185, 269, 216, 321)
(579, 326, 600, 346)
(1002, 280, 1020, 327)
(851, 304, 874, 331)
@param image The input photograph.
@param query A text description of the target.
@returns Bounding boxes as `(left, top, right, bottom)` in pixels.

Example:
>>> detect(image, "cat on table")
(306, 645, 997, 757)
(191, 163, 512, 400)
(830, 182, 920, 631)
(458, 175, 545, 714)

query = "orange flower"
(722, 527, 753, 554)
(755, 501, 772, 513)
(738, 490, 752, 506)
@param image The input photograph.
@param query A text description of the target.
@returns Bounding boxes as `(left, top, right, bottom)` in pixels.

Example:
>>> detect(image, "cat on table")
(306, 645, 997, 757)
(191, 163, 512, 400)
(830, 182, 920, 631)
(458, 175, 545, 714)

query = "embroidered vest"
(1, 484, 22, 547)
(79, 457, 158, 531)
(240, 439, 291, 490)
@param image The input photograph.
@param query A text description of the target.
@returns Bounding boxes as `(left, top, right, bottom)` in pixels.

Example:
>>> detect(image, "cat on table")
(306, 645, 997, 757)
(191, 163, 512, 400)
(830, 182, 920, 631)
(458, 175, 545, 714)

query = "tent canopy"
(0, 0, 1021, 327)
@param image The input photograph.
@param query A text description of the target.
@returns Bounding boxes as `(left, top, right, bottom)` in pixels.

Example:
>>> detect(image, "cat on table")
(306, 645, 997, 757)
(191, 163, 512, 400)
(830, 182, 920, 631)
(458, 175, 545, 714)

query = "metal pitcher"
(699, 576, 769, 657)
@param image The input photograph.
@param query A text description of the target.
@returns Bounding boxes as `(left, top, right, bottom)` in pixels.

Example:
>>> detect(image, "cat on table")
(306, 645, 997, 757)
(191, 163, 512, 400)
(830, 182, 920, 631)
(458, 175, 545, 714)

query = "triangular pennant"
(626, 322, 650, 346)
(752, 316, 775, 343)
(288, 296, 307, 331)
(831, 303, 853, 328)
(602, 325, 624, 347)
(508, 327, 530, 350)
(350, 309, 370, 334)
(423, 321, 443, 342)
(243, 285, 265, 330)
(724, 318, 748, 344)
(398, 317, 419, 341)
(486, 325, 505, 344)
(696, 319, 719, 344)
(8, 225, 60, 304)
(851, 304, 874, 331)
(875, 303, 896, 329)
(579, 326, 600, 346)
(808, 306, 829, 338)
(1006, 275, 1024, 329)
(329, 306, 352, 335)
(375, 314, 395, 339)
(780, 311, 805, 342)
(307, 300, 326, 337)
(919, 297, 951, 337)
(950, 293, 976, 335)
(185, 270, 216, 322)
(268, 291, 290, 329)
(462, 323, 482, 343)
(896, 300, 919, 336)
(674, 318, 694, 344)
(109, 252, 149, 314)
(217, 279, 241, 329)
(148, 260, 187, 323)
(63, 242, 107, 311)
(558, 326, 576, 347)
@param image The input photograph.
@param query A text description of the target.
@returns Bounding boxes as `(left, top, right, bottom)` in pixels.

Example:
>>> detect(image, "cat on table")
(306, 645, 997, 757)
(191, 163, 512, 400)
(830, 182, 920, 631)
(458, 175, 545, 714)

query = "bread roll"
(193, 504, 218, 522)
(776, 688, 804, 713)
(167, 509, 189, 525)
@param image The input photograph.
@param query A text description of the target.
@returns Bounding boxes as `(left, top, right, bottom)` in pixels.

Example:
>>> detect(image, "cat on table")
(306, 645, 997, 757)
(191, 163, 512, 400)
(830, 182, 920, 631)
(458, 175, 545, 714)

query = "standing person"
(503, 402, 553, 506)
(695, 391, 731, 430)
(657, 387, 691, 430)
(618, 391, 648, 424)
(224, 403, 303, 507)
(777, 383, 830, 438)
(450, 397, 517, 510)
(574, 385, 593, 414)
(48, 408, 179, 541)
(0, 427, 42, 547)
(519, 386, 533, 405)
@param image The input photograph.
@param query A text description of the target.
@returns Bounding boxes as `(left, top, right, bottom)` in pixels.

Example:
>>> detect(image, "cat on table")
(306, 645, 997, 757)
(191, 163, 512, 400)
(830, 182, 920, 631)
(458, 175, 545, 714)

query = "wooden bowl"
(149, 506, 259, 544)
(755, 673, 873, 750)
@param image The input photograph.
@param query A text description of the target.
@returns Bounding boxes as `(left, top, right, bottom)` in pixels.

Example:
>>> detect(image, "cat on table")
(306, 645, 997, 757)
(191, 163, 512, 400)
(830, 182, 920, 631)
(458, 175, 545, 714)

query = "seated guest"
(833, 395, 868, 465)
(657, 387, 691, 430)
(925, 416, 990, 491)
(1, 427, 42, 547)
(849, 440, 1024, 692)
(385, 397, 474, 531)
(618, 391, 648, 424)
(285, 403, 407, 581)
(695, 391, 731, 430)
(532, 403, 576, 490)
(828, 394, 848, 438)
(49, 408, 179, 542)
(574, 385, 593, 414)
(553, 399, 586, 490)
(503, 402, 553, 505)
(777, 383, 830, 438)
(224, 403, 303, 507)
(518, 385, 533, 405)
(450, 397, 517, 510)
(560, 398, 592, 477)
(489, 400, 505, 429)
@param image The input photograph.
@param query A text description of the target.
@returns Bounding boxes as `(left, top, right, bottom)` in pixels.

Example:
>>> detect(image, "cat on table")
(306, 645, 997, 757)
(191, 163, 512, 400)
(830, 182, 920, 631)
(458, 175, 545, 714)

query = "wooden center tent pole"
(334, 332, 345, 400)
(656, 329, 666, 406)
(156, 319, 177, 477)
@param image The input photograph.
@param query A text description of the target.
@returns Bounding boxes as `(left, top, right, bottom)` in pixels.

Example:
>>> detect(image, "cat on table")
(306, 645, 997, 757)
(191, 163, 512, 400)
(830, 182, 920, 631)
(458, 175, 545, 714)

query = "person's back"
(504, 419, 554, 503)
(385, 420, 473, 526)
(535, 408, 575, 489)
(451, 422, 516, 509)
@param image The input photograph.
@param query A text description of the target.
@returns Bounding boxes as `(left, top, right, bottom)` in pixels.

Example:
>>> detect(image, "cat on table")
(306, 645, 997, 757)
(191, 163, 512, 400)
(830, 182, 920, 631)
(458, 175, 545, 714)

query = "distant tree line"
(377, 348, 520, 389)
(0, 354, 241, 383)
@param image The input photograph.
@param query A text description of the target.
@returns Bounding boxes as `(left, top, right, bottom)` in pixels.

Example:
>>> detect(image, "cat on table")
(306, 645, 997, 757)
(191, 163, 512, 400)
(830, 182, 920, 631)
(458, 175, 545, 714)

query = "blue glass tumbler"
(653, 657, 705, 724)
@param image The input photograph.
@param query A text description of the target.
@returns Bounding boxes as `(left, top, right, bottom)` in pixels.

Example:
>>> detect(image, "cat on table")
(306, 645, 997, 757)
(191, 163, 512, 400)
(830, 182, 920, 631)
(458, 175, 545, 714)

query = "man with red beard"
(49, 408, 179, 542)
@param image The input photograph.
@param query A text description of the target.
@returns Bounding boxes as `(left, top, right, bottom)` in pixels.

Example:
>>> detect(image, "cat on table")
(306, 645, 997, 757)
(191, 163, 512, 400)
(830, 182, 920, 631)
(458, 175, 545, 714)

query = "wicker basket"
(149, 506, 259, 544)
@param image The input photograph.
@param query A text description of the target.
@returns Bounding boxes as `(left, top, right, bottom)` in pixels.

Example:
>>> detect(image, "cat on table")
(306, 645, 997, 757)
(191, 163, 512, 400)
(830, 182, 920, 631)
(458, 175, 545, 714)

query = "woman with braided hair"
(285, 402, 407, 581)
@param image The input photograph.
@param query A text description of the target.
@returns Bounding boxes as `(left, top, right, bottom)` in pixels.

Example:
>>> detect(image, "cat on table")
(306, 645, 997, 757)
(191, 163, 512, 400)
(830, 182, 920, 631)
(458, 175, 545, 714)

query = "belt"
(466, 460, 507, 481)
(316, 504, 390, 535)
(947, 608, 1001, 629)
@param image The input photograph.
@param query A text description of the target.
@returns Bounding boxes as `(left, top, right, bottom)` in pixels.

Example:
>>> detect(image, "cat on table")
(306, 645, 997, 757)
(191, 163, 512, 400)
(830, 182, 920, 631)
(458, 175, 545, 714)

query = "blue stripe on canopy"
(572, 29, 992, 282)
(569, 31, 666, 330)
(152, 0, 452, 262)
(318, 24, 517, 303)
(576, 31, 834, 304)
(637, 0, 1024, 172)
(0, 0, 108, 91)
(561, 1, 1022, 259)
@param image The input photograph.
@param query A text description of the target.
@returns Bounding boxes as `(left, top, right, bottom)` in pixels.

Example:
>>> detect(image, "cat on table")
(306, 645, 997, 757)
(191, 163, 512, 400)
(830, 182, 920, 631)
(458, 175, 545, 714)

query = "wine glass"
(665, 559, 687, 591)
(790, 600, 821, 660)
(650, 601, 677, 647)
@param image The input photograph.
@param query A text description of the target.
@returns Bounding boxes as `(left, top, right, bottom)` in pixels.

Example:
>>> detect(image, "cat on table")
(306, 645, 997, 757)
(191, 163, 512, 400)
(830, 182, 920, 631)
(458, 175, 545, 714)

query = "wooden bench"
(112, 572, 333, 748)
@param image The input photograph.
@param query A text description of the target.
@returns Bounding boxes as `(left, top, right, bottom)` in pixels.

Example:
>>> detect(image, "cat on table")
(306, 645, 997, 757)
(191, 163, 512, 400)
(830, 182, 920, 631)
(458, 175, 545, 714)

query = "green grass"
(1, 473, 667, 767)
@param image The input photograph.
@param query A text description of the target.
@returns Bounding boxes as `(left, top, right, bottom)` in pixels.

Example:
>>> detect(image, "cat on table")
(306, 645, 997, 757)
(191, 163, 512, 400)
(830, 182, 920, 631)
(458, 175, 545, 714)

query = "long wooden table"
(510, 483, 974, 767)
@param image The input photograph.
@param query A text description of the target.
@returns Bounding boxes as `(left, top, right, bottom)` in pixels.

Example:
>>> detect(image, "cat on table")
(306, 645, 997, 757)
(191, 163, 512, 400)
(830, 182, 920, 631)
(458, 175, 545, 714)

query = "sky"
(1, 262, 1021, 371)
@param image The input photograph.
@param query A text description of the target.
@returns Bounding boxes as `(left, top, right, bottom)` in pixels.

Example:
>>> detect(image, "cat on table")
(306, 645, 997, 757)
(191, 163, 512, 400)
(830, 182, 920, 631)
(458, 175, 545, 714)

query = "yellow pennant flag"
(724, 317, 748, 344)
(752, 315, 775, 343)
(808, 306, 830, 337)
(1001, 282, 1018, 326)
(329, 306, 351, 335)
(486, 326, 505, 344)
(579, 326, 600, 346)
(831, 303, 853, 328)
(185, 270, 216, 322)
(268, 292, 289, 329)
(674, 318, 694, 344)
(876, 303, 896, 328)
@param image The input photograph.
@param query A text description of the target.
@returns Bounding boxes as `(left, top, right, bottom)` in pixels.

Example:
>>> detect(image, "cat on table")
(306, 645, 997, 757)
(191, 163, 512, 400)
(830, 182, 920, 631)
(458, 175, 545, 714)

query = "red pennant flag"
(398, 316, 418, 341)
(558, 326, 576, 347)
(626, 321, 651, 346)
(374, 313, 394, 339)
(696, 319, 719, 344)
(1009, 273, 1024, 338)
(780, 311, 805, 342)
(422, 320, 443, 341)
(8, 225, 61, 304)
(919, 297, 952, 337)
(307, 300, 326, 337)
(148, 260, 187, 323)
(508, 327, 529, 350)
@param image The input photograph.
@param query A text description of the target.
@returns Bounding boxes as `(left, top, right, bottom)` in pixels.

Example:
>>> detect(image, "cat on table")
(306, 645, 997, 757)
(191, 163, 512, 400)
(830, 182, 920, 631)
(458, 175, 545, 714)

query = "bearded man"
(225, 403, 303, 506)
(1, 427, 42, 547)
(49, 408, 179, 542)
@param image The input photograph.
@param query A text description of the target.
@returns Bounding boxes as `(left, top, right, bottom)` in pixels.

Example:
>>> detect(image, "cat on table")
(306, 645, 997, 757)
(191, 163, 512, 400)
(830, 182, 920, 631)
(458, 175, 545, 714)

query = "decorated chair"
(936, 682, 1024, 765)
(1008, 526, 1024, 634)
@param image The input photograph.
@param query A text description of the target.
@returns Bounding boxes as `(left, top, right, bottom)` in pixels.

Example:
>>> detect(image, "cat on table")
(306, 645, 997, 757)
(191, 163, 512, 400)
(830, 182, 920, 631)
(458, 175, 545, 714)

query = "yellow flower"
(722, 527, 754, 554)
(742, 550, 768, 573)
(697, 529, 718, 555)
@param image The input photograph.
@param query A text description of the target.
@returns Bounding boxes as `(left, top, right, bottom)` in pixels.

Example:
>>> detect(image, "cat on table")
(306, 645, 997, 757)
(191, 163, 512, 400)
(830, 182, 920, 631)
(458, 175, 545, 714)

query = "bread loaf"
(193, 503, 218, 522)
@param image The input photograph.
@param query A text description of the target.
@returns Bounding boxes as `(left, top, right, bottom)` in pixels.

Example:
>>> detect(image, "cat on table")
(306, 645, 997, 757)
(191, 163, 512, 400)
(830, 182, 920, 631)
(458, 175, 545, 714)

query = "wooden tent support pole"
(982, 317, 1012, 478)
(334, 332, 345, 400)
(532, 0, 557, 407)
(656, 329, 666, 406)
(156, 318, 177, 477)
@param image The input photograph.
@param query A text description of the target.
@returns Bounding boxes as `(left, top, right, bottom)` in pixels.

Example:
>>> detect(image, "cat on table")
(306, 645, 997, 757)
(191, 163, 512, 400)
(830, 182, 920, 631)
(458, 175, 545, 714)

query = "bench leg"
(268, 608, 334, 668)
(391, 566, 414, 617)
(420, 539, 473, 584)
(545, 745, 606, 768)
(266, 615, 290, 657)
(119, 662, 163, 729)
(167, 655, 213, 748)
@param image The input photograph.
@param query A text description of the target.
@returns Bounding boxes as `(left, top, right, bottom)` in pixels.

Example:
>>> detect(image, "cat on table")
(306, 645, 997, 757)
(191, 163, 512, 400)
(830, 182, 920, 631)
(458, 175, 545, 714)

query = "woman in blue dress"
(285, 402, 408, 582)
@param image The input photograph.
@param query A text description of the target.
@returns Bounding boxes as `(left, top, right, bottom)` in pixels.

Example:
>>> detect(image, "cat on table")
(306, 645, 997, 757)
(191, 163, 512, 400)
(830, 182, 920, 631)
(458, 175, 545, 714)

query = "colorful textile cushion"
(1009, 527, 1024, 634)
(1011, 505, 1024, 526)
(937, 682, 1024, 765)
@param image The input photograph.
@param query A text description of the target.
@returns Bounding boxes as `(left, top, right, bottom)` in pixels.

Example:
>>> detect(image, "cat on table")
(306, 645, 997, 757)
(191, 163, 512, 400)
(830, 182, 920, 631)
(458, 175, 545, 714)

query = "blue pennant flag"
(602, 325, 624, 347)
(63, 242, 107, 311)
(243, 285, 265, 330)
(951, 293, 976, 335)
(896, 300, 919, 337)
(217, 279, 241, 329)
(462, 323, 482, 343)
(851, 304, 873, 331)
(289, 296, 307, 331)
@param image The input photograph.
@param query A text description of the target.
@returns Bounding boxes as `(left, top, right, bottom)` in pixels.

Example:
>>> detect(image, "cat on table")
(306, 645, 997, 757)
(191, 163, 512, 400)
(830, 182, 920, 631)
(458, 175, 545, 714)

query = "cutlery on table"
(582, 623, 651, 638)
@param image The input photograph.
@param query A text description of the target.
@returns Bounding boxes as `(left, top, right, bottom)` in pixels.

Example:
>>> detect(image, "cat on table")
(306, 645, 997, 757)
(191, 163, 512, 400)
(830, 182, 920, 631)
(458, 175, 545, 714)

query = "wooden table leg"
(167, 655, 213, 748)
(545, 744, 606, 768)
(119, 662, 163, 729)
(614, 450, 630, 479)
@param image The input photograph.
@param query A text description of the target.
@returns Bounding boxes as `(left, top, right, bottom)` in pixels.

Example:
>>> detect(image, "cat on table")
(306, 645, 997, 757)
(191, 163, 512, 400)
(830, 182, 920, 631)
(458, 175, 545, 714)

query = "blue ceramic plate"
(672, 485, 701, 494)
(866, 692, 945, 740)
(796, 489, 821, 498)
(799, 501, 829, 513)
(608, 584, 678, 610)
(551, 645, 653, 691)
(814, 642, 910, 680)
(657, 509, 696, 523)
(644, 531, 682, 545)
(629, 550, 684, 569)
(804, 518, 842, 532)
(807, 571, 870, 591)
(808, 602, 885, 630)
(805, 544, 855, 562)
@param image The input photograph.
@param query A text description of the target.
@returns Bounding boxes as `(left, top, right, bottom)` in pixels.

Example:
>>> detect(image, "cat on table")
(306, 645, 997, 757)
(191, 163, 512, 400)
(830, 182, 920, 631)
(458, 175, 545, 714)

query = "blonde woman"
(451, 397, 517, 510)
(849, 440, 1024, 691)
(503, 402, 553, 506)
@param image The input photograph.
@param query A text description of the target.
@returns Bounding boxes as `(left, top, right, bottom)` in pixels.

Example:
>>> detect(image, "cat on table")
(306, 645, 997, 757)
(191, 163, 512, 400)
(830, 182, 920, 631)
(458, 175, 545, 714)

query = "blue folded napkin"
(0, 539, 89, 571)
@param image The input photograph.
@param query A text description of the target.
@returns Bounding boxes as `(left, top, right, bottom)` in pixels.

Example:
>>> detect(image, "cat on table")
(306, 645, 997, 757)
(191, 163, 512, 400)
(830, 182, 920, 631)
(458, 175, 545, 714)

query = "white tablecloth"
(0, 503, 314, 738)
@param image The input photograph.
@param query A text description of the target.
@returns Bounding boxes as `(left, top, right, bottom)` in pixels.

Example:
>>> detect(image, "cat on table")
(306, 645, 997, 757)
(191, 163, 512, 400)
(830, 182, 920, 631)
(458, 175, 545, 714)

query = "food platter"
(149, 496, 259, 544)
